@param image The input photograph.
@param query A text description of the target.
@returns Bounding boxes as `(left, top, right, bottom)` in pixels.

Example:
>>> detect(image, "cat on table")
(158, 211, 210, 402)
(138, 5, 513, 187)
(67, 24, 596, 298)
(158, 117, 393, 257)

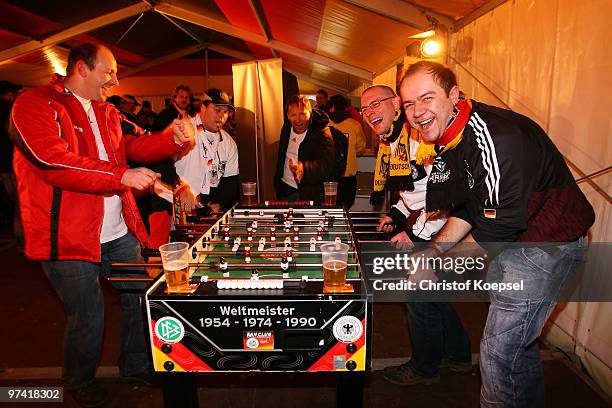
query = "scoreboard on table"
(145, 205, 372, 373)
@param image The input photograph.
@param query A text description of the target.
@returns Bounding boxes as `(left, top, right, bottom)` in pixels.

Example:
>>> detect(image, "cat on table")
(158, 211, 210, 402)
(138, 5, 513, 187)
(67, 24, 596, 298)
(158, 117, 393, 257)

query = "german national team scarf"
(373, 112, 415, 193)
(421, 98, 473, 211)
(415, 98, 472, 165)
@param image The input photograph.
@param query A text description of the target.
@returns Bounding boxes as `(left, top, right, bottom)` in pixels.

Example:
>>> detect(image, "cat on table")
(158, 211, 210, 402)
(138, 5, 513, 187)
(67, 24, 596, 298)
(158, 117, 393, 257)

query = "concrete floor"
(0, 232, 609, 407)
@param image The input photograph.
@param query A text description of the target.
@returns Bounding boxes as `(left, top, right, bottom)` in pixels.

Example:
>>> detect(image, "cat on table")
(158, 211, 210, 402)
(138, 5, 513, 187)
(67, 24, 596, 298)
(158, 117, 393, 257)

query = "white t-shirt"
(74, 94, 127, 243)
(390, 137, 447, 241)
(174, 115, 239, 196)
(281, 127, 307, 189)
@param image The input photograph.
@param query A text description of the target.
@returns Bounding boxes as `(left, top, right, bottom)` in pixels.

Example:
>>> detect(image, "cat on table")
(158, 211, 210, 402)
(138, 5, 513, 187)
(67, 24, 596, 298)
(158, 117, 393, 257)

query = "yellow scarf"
(374, 112, 416, 192)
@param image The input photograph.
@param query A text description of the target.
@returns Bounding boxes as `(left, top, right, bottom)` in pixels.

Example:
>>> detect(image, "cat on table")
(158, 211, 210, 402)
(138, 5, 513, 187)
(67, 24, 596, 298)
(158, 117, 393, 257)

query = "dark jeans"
(276, 181, 300, 202)
(480, 237, 587, 408)
(41, 233, 150, 390)
(405, 302, 471, 377)
(338, 175, 357, 208)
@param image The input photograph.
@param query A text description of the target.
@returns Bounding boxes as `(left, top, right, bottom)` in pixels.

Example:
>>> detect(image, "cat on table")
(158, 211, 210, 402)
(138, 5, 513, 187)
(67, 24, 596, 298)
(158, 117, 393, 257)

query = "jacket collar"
(49, 73, 72, 95)
(308, 108, 330, 132)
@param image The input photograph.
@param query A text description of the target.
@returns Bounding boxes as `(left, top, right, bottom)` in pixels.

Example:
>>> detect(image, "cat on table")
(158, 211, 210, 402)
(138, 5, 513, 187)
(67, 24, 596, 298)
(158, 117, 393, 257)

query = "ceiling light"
(421, 38, 442, 59)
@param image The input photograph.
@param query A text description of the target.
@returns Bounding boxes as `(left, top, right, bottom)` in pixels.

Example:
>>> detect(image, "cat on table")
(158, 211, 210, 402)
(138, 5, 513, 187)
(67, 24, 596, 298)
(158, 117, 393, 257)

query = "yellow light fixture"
(409, 30, 436, 40)
(420, 38, 442, 59)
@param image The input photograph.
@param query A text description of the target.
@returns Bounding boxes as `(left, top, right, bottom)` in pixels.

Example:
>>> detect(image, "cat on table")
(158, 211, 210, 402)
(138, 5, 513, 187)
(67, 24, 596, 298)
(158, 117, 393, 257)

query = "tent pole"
(205, 46, 210, 90)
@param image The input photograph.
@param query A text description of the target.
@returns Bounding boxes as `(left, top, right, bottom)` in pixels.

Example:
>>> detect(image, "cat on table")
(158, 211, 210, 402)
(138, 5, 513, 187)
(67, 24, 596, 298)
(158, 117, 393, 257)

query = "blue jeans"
(479, 237, 587, 407)
(406, 302, 471, 377)
(42, 232, 150, 390)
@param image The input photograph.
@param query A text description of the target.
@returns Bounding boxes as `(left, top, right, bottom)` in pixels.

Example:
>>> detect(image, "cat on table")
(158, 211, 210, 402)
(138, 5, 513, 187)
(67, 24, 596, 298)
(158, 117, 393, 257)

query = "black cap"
(329, 94, 348, 111)
(106, 95, 125, 108)
(0, 81, 22, 96)
(123, 94, 140, 106)
(203, 88, 235, 112)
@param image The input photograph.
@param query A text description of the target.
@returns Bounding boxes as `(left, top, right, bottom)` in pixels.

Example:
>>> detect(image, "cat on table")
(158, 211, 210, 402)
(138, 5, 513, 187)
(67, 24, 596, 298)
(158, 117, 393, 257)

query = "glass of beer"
(241, 181, 257, 206)
(323, 181, 338, 206)
(320, 242, 349, 291)
(159, 242, 191, 293)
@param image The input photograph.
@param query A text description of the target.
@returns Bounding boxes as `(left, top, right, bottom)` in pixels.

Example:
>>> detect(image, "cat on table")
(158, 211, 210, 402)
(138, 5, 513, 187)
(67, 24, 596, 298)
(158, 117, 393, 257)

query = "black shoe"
(119, 371, 154, 387)
(383, 362, 440, 386)
(68, 382, 111, 408)
(440, 358, 472, 373)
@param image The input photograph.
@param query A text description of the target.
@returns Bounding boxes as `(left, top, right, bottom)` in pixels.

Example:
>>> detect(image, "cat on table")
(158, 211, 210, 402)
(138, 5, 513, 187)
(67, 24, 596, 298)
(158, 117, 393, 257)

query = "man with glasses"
(361, 84, 472, 386)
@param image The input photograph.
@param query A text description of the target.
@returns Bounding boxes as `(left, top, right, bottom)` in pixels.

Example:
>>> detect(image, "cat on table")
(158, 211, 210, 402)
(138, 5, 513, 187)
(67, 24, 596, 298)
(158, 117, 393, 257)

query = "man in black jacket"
(400, 61, 594, 407)
(274, 95, 335, 203)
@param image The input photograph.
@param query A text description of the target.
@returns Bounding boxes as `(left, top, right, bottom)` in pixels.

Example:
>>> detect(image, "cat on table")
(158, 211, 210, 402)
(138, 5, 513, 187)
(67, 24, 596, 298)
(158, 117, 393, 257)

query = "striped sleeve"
(466, 112, 532, 243)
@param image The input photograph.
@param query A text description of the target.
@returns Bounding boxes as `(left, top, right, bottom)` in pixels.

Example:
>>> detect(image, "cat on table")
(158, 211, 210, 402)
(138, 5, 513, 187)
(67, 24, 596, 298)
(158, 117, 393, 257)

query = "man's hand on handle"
(178, 187, 198, 212)
(390, 231, 414, 251)
(377, 215, 395, 233)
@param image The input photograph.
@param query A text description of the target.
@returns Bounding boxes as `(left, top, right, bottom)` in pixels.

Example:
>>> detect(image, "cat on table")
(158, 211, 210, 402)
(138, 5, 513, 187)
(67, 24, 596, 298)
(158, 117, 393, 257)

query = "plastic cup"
(159, 242, 190, 293)
(320, 242, 349, 291)
(323, 181, 338, 206)
(241, 182, 257, 206)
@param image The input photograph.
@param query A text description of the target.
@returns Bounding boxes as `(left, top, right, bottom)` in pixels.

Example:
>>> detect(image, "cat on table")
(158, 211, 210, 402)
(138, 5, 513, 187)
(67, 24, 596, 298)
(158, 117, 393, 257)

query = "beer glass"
(320, 242, 349, 291)
(159, 242, 191, 293)
(241, 181, 257, 206)
(323, 181, 338, 206)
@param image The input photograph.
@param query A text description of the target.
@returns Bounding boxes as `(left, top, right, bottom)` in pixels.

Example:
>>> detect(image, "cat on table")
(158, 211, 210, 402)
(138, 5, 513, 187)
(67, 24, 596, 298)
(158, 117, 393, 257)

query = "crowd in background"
(0, 79, 372, 246)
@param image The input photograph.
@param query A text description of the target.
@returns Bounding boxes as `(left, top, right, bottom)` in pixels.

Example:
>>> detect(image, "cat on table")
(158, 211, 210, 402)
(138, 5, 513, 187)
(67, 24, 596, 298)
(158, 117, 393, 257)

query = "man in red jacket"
(10, 43, 193, 407)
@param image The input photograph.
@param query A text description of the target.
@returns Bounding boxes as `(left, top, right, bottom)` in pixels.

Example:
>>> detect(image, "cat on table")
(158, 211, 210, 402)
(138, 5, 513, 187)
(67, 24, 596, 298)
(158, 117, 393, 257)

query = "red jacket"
(10, 75, 181, 262)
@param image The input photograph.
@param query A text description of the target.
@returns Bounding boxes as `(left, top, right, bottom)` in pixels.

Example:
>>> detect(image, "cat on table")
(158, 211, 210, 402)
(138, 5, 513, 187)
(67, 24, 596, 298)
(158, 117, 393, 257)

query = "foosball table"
(145, 203, 374, 407)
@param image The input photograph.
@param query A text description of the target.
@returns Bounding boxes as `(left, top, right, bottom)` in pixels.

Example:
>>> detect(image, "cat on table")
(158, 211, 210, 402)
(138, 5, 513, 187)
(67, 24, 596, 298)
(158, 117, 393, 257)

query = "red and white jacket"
(10, 74, 181, 261)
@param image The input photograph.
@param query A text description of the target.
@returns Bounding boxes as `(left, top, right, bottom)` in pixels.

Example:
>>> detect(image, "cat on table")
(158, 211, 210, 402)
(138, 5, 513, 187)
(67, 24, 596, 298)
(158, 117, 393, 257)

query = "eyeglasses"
(361, 96, 394, 114)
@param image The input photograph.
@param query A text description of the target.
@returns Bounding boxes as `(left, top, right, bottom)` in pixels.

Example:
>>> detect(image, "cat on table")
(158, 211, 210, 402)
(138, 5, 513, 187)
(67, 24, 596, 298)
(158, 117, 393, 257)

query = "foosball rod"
(193, 249, 357, 256)
(174, 224, 214, 229)
(231, 216, 346, 223)
(110, 262, 360, 268)
(106, 276, 154, 282)
(216, 230, 352, 236)
(217, 222, 349, 227)
(201, 239, 356, 246)
(232, 209, 345, 216)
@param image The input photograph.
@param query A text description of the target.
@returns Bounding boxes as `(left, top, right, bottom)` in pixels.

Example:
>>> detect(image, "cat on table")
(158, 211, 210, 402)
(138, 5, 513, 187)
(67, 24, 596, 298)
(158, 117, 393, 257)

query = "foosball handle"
(141, 247, 160, 258)
(264, 200, 314, 206)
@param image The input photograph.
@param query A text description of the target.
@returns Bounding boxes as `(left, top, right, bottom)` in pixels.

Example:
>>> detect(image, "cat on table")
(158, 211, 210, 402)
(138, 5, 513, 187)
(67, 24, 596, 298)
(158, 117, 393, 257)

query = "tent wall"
(450, 0, 611, 396)
(232, 59, 284, 201)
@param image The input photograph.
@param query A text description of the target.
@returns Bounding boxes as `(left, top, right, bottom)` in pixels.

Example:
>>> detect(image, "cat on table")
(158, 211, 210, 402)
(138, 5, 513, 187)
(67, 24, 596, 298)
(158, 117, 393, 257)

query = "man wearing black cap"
(136, 100, 158, 131)
(174, 88, 239, 214)
(0, 81, 23, 247)
(122, 94, 139, 114)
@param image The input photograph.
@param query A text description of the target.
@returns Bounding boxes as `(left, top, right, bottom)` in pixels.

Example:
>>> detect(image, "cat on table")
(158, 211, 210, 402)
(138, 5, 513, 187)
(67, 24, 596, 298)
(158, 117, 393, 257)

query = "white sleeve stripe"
(10, 102, 116, 177)
(474, 113, 501, 204)
(469, 115, 499, 205)
(468, 117, 495, 204)
(469, 113, 501, 206)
